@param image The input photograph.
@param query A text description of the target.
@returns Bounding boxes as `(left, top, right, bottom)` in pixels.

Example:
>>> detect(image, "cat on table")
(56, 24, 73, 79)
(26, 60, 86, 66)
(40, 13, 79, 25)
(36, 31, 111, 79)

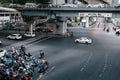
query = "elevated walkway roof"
(0, 6, 17, 12)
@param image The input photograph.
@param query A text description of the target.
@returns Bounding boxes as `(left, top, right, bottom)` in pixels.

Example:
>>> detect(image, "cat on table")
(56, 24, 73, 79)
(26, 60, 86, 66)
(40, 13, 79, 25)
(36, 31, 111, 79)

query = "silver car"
(75, 37, 92, 44)
(7, 34, 22, 40)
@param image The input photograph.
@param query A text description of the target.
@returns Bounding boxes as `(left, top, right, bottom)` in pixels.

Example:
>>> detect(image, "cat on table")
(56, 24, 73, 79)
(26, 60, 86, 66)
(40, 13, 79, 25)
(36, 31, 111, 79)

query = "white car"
(24, 32, 35, 37)
(75, 37, 92, 44)
(7, 34, 22, 40)
(0, 49, 7, 57)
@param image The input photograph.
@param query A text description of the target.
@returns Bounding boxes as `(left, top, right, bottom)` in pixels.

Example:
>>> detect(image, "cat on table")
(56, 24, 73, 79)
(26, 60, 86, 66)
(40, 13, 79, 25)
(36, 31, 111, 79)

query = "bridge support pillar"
(29, 24, 33, 33)
(86, 17, 89, 28)
(54, 21, 67, 35)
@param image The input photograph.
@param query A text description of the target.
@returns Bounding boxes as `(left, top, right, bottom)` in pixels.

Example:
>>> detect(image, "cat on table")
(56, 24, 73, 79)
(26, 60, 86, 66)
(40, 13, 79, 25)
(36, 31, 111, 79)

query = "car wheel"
(75, 41, 79, 43)
(85, 42, 88, 44)
(8, 38, 10, 39)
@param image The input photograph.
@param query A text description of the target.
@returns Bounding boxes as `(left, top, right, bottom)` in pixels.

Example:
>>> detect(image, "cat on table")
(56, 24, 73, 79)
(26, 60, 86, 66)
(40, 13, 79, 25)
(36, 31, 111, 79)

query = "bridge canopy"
(0, 6, 17, 12)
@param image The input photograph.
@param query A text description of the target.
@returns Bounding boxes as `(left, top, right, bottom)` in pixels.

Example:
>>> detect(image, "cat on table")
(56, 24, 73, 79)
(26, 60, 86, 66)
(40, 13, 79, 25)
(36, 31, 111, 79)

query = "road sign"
(104, 13, 112, 17)
(78, 13, 112, 17)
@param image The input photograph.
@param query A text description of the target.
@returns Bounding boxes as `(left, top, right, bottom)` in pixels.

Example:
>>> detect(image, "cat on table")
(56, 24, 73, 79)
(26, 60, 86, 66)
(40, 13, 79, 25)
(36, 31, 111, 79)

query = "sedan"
(24, 32, 36, 37)
(7, 34, 22, 40)
(0, 49, 7, 57)
(43, 28, 53, 33)
(75, 37, 92, 44)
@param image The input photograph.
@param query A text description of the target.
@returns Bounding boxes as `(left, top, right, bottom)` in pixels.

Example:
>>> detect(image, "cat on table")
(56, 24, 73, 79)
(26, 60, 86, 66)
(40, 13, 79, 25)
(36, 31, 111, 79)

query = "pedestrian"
(38, 63, 44, 73)
(19, 28, 20, 32)
(32, 57, 38, 67)
(21, 45, 26, 54)
(103, 27, 106, 31)
(15, 50, 20, 57)
(39, 50, 45, 59)
(11, 47, 16, 53)
(106, 28, 109, 32)
(27, 52, 32, 58)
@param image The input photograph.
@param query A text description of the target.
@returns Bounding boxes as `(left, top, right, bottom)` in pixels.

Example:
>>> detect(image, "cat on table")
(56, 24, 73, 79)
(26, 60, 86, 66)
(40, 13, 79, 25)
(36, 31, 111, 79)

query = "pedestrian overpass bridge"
(19, 7, 120, 18)
(18, 7, 120, 36)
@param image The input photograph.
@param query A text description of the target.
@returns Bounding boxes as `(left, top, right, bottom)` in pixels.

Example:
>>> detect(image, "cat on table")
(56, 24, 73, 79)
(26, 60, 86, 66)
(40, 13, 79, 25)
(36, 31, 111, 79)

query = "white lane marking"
(99, 53, 108, 78)
(80, 53, 92, 72)
(37, 66, 55, 80)
(80, 68, 84, 72)
(0, 35, 48, 50)
(38, 73, 44, 79)
(26, 37, 52, 47)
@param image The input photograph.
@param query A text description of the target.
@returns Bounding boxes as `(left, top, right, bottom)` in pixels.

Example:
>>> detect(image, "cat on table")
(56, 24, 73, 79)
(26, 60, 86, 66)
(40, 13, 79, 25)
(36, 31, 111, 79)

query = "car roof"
(0, 49, 5, 52)
(12, 34, 20, 35)
(80, 37, 88, 39)
(26, 32, 33, 33)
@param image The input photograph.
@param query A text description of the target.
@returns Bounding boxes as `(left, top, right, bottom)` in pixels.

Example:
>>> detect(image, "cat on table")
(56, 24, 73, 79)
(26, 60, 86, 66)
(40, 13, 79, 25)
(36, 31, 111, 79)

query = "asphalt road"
(0, 30, 38, 48)
(1, 23, 120, 80)
(24, 27, 120, 80)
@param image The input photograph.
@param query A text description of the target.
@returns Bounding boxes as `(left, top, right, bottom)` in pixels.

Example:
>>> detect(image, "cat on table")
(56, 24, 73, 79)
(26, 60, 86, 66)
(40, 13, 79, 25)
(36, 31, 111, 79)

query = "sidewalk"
(0, 30, 26, 34)
(0, 33, 49, 50)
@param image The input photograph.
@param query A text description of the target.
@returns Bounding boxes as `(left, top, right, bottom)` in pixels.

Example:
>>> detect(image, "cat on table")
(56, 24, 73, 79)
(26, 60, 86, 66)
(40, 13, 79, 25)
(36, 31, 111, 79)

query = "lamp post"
(82, 0, 83, 7)
(56, 0, 57, 7)
(12, 0, 13, 8)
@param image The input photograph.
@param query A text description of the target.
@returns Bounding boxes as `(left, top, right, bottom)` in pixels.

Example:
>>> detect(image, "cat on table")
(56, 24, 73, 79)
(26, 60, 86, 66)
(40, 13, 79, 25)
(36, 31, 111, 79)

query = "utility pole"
(56, 0, 57, 6)
(12, 0, 13, 8)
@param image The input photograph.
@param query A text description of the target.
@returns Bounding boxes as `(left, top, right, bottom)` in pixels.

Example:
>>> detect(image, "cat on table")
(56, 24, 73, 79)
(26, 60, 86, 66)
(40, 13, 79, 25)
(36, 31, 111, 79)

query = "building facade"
(50, 0, 65, 5)
(67, 0, 77, 4)
(112, 0, 120, 6)
(50, 0, 78, 5)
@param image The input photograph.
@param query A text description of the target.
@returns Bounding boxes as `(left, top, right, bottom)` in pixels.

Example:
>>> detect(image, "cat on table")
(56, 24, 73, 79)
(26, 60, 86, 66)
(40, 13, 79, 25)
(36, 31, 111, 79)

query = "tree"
(35, 0, 50, 4)
(0, 0, 50, 4)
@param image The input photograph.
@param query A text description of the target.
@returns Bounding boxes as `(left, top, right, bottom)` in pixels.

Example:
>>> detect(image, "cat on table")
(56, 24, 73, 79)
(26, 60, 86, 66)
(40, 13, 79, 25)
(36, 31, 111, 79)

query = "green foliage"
(0, 0, 11, 3)
(36, 0, 50, 4)
(0, 0, 50, 4)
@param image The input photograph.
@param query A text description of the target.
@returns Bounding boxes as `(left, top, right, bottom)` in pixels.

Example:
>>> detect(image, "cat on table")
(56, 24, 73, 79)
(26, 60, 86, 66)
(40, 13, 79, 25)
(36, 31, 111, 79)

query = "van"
(25, 3, 38, 8)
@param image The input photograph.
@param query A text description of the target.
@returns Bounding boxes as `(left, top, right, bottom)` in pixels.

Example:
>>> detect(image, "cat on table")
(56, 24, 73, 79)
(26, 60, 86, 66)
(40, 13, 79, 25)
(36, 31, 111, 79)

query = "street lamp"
(12, 0, 13, 8)
(56, 0, 57, 7)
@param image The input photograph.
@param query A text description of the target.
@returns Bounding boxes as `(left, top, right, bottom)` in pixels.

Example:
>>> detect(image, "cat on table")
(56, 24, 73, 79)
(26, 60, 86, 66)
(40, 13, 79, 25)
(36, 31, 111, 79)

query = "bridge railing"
(17, 4, 118, 11)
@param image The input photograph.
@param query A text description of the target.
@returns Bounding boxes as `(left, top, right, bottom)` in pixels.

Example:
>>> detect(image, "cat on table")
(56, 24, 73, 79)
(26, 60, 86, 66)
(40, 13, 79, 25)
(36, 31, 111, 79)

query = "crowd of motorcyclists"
(103, 26, 120, 36)
(0, 45, 48, 80)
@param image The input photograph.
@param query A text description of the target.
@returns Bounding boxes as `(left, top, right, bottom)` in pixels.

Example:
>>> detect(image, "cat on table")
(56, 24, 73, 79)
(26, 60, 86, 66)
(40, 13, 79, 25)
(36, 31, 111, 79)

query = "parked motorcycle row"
(0, 45, 48, 80)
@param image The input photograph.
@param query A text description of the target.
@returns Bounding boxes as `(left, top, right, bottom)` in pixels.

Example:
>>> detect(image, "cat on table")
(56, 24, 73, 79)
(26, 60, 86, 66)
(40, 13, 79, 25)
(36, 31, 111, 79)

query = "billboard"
(78, 13, 112, 17)
(0, 16, 10, 22)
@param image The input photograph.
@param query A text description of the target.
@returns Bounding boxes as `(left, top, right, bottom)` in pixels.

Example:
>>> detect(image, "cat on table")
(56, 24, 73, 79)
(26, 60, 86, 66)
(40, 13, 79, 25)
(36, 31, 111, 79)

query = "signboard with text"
(78, 13, 112, 17)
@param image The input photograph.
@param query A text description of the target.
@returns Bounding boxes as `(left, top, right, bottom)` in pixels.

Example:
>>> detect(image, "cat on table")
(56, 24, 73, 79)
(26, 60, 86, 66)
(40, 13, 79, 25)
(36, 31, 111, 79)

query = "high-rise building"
(67, 0, 77, 4)
(105, 0, 112, 5)
(50, 0, 65, 5)
(67, 0, 73, 4)
(112, 0, 119, 6)
(50, 0, 78, 5)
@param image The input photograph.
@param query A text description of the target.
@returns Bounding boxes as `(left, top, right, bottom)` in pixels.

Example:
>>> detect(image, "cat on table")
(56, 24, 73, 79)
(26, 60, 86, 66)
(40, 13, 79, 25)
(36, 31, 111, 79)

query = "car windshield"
(0, 50, 3, 52)
(11, 34, 17, 36)
(26, 32, 33, 34)
(81, 37, 87, 39)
